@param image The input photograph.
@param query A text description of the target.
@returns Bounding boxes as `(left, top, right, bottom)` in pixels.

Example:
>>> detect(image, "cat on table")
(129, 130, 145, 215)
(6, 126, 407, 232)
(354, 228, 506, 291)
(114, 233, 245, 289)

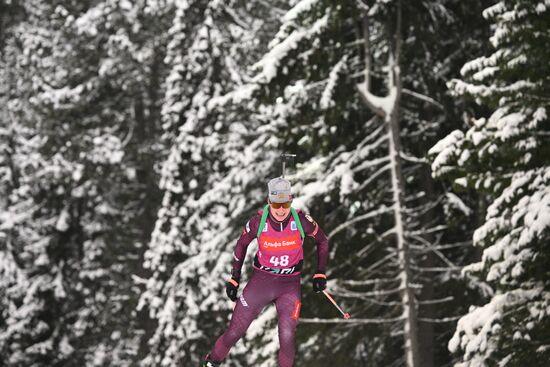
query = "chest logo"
(291, 221, 297, 231)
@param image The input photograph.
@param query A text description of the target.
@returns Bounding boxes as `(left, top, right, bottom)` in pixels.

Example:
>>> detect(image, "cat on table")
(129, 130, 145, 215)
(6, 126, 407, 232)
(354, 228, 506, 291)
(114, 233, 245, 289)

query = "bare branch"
(300, 316, 403, 324)
(418, 316, 462, 323)
(354, 121, 386, 155)
(409, 234, 457, 268)
(403, 194, 444, 216)
(360, 251, 398, 277)
(431, 241, 473, 250)
(334, 287, 403, 298)
(411, 265, 462, 272)
(417, 296, 454, 305)
(357, 163, 391, 191)
(352, 156, 390, 173)
(399, 151, 428, 164)
(408, 225, 447, 236)
(341, 277, 399, 286)
(328, 206, 393, 238)
(402, 88, 445, 110)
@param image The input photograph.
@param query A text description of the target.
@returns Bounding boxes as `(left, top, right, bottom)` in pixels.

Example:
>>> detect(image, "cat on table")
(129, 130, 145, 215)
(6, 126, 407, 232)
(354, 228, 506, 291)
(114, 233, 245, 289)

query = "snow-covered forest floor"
(1, 0, 549, 366)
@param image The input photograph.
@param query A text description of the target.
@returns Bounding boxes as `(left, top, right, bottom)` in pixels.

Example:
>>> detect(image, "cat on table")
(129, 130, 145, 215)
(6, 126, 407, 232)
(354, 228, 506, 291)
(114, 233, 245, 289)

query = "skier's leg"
(209, 271, 273, 362)
(275, 278, 301, 367)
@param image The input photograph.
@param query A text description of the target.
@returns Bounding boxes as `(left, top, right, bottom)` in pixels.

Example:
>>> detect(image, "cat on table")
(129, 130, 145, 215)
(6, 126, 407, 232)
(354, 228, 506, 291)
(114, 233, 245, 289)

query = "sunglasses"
(270, 201, 292, 209)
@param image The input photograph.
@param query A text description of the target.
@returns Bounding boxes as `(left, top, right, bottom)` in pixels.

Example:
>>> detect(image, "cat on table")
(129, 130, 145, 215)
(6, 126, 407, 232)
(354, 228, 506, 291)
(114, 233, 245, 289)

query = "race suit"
(208, 206, 329, 367)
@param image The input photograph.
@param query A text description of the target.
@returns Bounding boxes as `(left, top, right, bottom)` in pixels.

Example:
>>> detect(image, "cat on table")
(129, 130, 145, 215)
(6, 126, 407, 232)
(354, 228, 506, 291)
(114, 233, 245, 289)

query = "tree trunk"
(356, 1, 421, 365)
(386, 95, 420, 367)
(417, 164, 436, 367)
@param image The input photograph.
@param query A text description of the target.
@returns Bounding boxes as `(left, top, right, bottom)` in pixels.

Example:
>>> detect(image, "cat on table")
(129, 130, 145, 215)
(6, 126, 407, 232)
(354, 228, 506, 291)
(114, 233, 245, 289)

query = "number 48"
(269, 255, 289, 267)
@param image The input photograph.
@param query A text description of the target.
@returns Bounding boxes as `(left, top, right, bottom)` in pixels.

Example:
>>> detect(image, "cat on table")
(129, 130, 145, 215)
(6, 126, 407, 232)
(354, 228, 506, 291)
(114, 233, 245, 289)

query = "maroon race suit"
(207, 206, 329, 366)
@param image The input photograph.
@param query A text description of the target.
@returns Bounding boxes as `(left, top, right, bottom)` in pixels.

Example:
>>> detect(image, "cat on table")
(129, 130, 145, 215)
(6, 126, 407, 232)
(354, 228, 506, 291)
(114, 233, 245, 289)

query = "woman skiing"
(202, 177, 329, 367)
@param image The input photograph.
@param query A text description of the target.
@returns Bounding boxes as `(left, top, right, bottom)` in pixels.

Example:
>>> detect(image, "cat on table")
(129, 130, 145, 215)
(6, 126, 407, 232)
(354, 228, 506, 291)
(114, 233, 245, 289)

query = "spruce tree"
(241, 0, 491, 365)
(138, 1, 286, 365)
(430, 1, 550, 365)
(0, 1, 165, 364)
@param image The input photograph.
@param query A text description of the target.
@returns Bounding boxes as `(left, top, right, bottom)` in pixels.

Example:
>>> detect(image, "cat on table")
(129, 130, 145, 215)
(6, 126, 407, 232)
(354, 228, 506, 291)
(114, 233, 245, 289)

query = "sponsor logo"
(262, 222, 268, 232)
(262, 239, 298, 249)
(305, 214, 314, 223)
(291, 221, 297, 231)
(239, 294, 248, 307)
(259, 265, 296, 274)
(280, 267, 296, 274)
(245, 221, 250, 232)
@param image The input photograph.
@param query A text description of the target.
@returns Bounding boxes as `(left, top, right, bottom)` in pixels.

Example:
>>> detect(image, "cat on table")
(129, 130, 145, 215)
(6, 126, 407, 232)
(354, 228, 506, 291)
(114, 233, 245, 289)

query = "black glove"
(225, 277, 240, 301)
(312, 273, 327, 293)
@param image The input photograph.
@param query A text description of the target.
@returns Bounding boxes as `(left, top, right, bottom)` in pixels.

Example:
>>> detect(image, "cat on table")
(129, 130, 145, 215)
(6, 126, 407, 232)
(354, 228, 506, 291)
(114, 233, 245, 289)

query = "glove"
(225, 277, 240, 301)
(312, 273, 327, 293)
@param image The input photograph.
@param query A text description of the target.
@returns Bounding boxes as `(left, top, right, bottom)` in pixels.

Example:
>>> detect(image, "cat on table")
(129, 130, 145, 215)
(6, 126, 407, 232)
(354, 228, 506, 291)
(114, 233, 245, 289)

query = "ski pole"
(322, 290, 351, 319)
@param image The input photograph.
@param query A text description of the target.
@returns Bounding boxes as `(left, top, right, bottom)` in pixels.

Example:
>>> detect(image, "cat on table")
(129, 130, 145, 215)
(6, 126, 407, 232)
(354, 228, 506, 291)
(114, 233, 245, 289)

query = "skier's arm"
(230, 213, 260, 280)
(299, 212, 329, 274)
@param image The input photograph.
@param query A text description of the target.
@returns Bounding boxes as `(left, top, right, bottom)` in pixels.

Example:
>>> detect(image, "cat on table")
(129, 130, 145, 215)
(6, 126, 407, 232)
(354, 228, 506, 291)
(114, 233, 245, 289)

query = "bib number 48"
(269, 255, 289, 267)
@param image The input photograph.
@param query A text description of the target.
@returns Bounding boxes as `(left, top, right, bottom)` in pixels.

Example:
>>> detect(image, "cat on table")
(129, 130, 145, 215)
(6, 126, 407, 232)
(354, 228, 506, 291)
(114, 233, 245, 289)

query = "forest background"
(1, 0, 549, 366)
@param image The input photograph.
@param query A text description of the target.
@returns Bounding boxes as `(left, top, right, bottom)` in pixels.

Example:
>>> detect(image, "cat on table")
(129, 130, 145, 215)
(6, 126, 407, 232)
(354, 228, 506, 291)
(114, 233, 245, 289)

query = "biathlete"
(202, 177, 329, 367)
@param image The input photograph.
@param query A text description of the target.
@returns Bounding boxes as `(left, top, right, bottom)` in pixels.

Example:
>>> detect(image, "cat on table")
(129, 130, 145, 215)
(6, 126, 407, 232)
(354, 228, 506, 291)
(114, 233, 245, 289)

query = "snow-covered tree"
(430, 1, 550, 365)
(138, 1, 287, 365)
(0, 0, 165, 364)
(246, 0, 492, 366)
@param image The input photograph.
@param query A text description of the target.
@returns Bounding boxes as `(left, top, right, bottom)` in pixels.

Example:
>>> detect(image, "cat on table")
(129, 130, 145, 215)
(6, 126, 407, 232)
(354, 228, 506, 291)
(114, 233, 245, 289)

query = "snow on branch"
(466, 167, 550, 284)
(283, 0, 320, 23)
(356, 82, 397, 117)
(206, 84, 258, 110)
(428, 129, 465, 178)
(252, 12, 329, 84)
(355, 5, 401, 118)
(448, 288, 545, 361)
(320, 55, 348, 110)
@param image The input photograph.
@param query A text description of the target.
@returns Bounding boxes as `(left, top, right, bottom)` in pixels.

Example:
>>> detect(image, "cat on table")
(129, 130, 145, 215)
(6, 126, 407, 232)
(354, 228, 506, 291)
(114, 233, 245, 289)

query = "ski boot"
(201, 354, 221, 367)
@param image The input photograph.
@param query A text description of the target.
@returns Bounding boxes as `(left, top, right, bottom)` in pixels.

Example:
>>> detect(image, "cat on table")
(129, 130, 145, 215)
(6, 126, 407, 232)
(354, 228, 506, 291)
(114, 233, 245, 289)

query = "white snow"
(449, 288, 543, 361)
(320, 56, 347, 110)
(429, 130, 464, 177)
(445, 192, 472, 216)
(253, 13, 329, 84)
(55, 207, 71, 232)
(283, 0, 319, 23)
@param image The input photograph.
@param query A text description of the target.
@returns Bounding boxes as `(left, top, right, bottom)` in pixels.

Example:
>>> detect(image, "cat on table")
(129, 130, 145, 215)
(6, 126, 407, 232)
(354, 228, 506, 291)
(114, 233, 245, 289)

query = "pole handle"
(280, 153, 296, 177)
